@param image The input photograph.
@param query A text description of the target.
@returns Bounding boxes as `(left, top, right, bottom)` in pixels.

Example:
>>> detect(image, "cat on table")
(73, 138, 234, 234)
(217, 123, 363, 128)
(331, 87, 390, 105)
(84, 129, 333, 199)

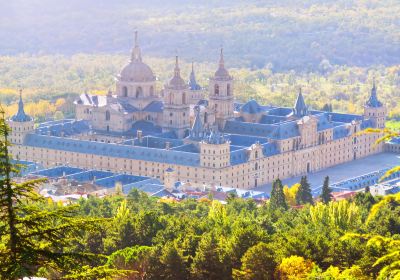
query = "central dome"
(120, 60, 155, 83)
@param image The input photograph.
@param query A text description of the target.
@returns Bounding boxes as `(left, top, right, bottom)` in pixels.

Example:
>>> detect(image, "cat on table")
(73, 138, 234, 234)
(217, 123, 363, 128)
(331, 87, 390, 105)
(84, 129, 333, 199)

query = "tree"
(269, 179, 288, 210)
(226, 223, 267, 269)
(275, 255, 315, 280)
(191, 233, 227, 280)
(53, 110, 65, 120)
(283, 183, 300, 207)
(0, 110, 104, 279)
(107, 246, 154, 279)
(320, 176, 332, 204)
(159, 242, 189, 280)
(296, 176, 313, 205)
(233, 242, 277, 280)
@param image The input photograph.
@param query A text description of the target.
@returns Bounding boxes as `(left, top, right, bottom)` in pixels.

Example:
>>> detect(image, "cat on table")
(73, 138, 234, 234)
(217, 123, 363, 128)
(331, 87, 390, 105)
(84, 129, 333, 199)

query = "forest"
(1, 110, 399, 279)
(1, 0, 400, 71)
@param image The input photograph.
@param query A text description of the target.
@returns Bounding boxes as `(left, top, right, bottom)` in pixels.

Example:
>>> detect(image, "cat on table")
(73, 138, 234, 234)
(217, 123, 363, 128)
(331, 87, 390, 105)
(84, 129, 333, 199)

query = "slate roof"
(36, 120, 90, 137)
(143, 101, 163, 113)
(24, 134, 200, 166)
(241, 99, 264, 114)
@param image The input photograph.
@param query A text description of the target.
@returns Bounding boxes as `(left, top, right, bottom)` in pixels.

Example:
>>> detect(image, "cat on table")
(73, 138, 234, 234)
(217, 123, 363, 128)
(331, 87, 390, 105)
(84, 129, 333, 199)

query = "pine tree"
(296, 176, 314, 205)
(159, 242, 188, 280)
(191, 233, 227, 280)
(321, 176, 332, 204)
(0, 109, 112, 279)
(269, 179, 288, 210)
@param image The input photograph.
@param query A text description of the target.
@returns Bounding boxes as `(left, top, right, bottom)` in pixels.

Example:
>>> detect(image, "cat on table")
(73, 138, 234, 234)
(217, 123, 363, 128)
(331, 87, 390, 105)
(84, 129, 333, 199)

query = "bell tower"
(162, 56, 191, 138)
(364, 80, 386, 129)
(208, 48, 234, 130)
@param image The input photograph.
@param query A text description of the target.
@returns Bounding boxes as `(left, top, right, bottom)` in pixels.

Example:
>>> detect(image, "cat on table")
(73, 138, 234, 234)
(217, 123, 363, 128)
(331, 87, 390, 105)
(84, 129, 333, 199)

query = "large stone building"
(8, 34, 390, 189)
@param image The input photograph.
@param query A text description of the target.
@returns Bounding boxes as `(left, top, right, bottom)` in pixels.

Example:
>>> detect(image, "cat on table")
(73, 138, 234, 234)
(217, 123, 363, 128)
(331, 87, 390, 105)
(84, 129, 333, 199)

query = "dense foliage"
(22, 183, 397, 279)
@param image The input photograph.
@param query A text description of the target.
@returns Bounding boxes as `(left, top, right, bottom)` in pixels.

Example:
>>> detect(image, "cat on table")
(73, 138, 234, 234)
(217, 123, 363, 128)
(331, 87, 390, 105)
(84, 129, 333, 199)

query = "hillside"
(1, 0, 400, 71)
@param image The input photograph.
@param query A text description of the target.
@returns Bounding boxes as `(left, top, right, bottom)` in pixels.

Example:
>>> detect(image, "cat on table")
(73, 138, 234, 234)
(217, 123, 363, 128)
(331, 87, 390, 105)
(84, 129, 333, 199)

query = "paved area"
(254, 152, 400, 194)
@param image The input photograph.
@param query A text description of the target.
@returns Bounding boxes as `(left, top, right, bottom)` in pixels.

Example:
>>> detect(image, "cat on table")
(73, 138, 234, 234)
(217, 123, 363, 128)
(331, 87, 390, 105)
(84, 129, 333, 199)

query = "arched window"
(227, 84, 231, 96)
(105, 111, 111, 121)
(255, 151, 258, 159)
(149, 86, 154, 96)
(214, 84, 219, 95)
(204, 112, 208, 123)
(169, 92, 173, 104)
(182, 92, 186, 104)
(255, 162, 258, 170)
(136, 87, 143, 98)
(122, 86, 128, 97)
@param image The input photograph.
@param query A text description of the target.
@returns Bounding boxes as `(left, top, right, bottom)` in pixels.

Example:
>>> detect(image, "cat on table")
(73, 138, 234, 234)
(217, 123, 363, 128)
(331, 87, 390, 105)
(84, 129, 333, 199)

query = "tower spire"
(189, 61, 201, 90)
(366, 78, 382, 107)
(131, 30, 142, 61)
(214, 47, 230, 79)
(219, 47, 224, 69)
(174, 55, 180, 77)
(293, 87, 308, 117)
(10, 88, 32, 122)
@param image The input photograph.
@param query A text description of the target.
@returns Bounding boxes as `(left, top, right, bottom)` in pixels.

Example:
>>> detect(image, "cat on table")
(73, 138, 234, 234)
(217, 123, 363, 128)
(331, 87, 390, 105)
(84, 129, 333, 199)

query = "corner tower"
(162, 56, 191, 138)
(364, 80, 386, 129)
(208, 48, 234, 130)
(7, 90, 34, 145)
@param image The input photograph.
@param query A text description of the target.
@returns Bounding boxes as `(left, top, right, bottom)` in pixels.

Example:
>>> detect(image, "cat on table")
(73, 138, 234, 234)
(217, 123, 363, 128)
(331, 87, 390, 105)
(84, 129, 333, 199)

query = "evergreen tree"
(269, 179, 288, 210)
(233, 242, 277, 280)
(296, 176, 314, 205)
(159, 242, 189, 280)
(321, 176, 332, 204)
(0, 110, 110, 279)
(191, 233, 227, 280)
